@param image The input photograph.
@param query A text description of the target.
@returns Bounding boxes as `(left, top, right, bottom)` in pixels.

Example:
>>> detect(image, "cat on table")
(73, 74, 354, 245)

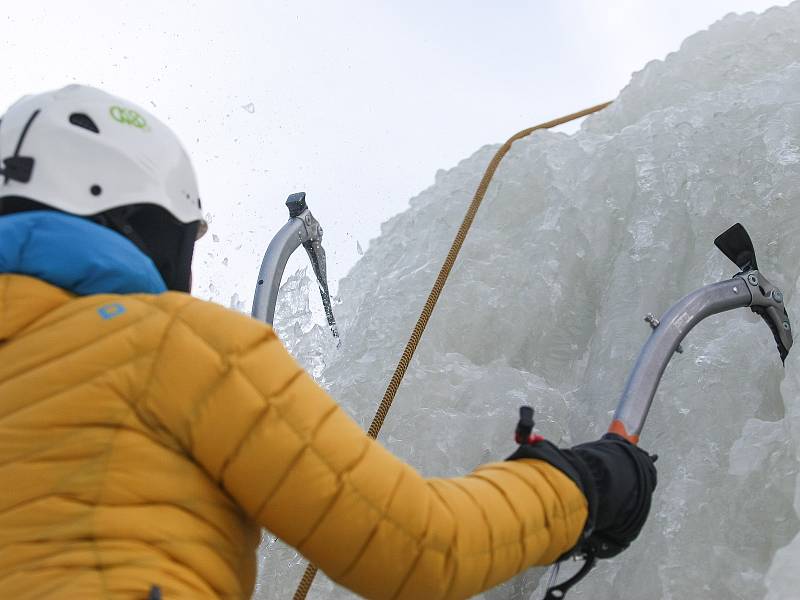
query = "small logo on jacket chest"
(97, 303, 126, 320)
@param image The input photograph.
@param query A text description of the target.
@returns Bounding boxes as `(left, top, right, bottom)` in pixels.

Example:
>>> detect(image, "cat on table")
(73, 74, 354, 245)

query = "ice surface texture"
(255, 3, 800, 599)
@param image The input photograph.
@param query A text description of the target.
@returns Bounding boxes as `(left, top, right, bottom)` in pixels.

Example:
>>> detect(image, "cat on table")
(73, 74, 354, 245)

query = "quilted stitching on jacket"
(0, 274, 588, 600)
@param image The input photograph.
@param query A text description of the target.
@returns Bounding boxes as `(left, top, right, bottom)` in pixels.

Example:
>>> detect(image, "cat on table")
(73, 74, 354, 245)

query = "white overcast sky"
(0, 0, 788, 307)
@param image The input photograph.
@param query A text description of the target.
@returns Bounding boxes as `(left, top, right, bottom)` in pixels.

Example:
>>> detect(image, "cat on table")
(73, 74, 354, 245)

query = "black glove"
(508, 432, 657, 559)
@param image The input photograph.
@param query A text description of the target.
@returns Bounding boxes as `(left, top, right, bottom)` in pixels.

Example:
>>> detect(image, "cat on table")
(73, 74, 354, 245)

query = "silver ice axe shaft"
(608, 222, 792, 444)
(251, 192, 340, 343)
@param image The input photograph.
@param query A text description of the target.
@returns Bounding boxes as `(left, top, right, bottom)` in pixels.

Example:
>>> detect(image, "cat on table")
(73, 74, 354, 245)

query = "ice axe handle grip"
(607, 420, 640, 445)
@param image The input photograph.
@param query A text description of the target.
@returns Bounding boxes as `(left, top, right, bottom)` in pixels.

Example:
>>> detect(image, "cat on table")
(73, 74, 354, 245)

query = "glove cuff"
(507, 441, 599, 554)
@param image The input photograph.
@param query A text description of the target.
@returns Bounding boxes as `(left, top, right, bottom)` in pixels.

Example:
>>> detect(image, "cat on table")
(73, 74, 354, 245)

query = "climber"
(0, 85, 656, 599)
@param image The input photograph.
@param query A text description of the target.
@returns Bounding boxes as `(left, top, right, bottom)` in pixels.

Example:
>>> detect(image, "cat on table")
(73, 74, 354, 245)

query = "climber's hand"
(571, 435, 657, 557)
(508, 434, 657, 559)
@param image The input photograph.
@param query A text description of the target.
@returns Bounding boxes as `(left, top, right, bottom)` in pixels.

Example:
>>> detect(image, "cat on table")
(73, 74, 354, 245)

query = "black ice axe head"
(714, 222, 758, 272)
(715, 223, 792, 364)
(286, 191, 308, 218)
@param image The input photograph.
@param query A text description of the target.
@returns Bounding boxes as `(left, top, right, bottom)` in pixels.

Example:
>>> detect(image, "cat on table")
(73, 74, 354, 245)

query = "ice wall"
(255, 3, 800, 598)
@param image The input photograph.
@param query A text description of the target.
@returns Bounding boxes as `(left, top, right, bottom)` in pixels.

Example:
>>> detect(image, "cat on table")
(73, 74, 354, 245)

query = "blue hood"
(0, 211, 167, 295)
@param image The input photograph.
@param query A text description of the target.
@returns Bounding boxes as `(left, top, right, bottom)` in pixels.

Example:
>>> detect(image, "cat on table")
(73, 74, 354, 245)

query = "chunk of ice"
(255, 3, 800, 598)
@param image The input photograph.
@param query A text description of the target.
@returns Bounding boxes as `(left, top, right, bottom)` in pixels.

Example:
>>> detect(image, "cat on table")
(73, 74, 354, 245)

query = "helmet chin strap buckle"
(0, 155, 34, 183)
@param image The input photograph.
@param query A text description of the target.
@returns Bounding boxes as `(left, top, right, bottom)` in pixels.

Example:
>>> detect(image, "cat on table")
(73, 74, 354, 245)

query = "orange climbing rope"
(291, 100, 612, 600)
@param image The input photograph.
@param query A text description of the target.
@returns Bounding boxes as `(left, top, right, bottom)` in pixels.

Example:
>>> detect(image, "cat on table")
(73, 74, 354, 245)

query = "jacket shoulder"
(138, 292, 274, 357)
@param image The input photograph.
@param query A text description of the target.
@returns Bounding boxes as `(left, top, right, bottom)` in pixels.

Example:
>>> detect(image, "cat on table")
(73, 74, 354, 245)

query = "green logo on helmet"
(109, 105, 148, 130)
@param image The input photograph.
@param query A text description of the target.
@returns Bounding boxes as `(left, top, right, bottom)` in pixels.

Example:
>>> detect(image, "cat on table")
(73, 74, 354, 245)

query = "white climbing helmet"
(0, 84, 207, 238)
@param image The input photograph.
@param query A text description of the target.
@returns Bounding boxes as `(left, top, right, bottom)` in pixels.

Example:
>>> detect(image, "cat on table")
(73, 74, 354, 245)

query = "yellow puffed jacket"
(0, 212, 588, 599)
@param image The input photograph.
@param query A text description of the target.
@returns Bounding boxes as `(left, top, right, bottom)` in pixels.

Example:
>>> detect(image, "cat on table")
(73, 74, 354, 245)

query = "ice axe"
(609, 222, 791, 444)
(539, 223, 792, 599)
(251, 192, 340, 344)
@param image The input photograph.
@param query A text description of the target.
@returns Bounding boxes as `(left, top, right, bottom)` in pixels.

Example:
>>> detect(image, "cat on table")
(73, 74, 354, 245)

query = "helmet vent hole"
(90, 185, 102, 196)
(69, 113, 100, 133)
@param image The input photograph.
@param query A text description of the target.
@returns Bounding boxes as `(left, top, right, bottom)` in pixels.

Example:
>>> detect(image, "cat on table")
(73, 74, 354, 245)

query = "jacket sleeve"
(143, 298, 588, 600)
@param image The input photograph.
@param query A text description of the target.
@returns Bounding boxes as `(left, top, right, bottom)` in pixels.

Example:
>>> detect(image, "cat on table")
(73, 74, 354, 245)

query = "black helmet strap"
(0, 109, 40, 184)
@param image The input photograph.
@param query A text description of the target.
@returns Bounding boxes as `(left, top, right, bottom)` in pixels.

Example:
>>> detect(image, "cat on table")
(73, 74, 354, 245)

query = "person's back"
(0, 85, 655, 599)
(0, 254, 261, 597)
